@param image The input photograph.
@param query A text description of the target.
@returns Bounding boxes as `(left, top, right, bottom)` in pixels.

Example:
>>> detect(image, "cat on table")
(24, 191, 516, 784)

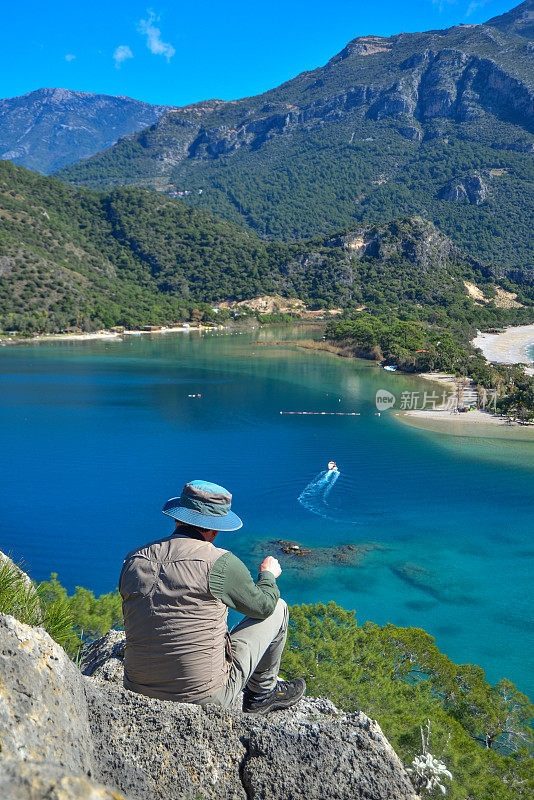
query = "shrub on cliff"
(0, 559, 122, 657)
(38, 573, 123, 648)
(0, 557, 78, 654)
(281, 601, 534, 800)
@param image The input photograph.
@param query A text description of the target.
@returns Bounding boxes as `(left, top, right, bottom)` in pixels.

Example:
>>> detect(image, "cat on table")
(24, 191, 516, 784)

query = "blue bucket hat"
(162, 480, 243, 531)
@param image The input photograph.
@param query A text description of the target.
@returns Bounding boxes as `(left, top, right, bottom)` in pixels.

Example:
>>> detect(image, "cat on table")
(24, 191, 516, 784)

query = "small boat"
(327, 461, 338, 471)
(383, 365, 397, 372)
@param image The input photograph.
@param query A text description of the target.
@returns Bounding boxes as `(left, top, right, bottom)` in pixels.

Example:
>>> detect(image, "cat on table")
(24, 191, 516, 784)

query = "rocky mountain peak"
(485, 0, 534, 39)
(37, 87, 78, 103)
(330, 34, 397, 64)
(13, 2, 532, 275)
(172, 98, 229, 117)
(0, 89, 171, 173)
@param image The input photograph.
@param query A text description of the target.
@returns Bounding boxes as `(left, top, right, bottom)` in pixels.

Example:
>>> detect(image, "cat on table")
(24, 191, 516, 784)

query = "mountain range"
(0, 88, 170, 173)
(47, 1, 534, 281)
(0, 1, 533, 345)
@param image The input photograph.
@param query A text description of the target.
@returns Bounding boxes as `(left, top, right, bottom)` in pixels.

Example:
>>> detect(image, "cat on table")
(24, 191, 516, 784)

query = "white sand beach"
(472, 324, 534, 374)
(0, 331, 121, 345)
(399, 408, 534, 439)
(0, 324, 222, 345)
(416, 372, 462, 390)
(397, 351, 534, 438)
(402, 408, 519, 426)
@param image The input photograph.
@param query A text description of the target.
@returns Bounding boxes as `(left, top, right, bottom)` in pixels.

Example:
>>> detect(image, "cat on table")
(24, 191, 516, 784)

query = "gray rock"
(464, 174, 489, 205)
(79, 628, 125, 683)
(439, 182, 469, 203)
(398, 125, 422, 142)
(0, 615, 93, 773)
(85, 680, 247, 800)
(439, 173, 488, 205)
(82, 631, 418, 800)
(0, 616, 418, 800)
(243, 709, 417, 800)
(83, 678, 418, 800)
(0, 760, 128, 800)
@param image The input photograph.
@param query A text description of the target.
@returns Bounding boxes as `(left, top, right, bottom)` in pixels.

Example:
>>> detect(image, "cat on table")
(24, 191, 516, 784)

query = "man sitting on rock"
(119, 480, 306, 714)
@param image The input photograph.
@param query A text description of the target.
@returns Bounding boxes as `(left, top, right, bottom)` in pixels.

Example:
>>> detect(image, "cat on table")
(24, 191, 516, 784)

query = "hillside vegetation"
(0, 162, 274, 332)
(1, 161, 533, 339)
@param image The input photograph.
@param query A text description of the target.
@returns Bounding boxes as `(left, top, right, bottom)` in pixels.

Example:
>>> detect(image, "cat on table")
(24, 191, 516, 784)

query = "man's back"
(119, 480, 305, 713)
(119, 532, 230, 703)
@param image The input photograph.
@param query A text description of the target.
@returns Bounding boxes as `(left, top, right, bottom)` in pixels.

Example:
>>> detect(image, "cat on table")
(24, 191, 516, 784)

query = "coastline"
(253, 338, 354, 357)
(256, 331, 534, 439)
(472, 323, 534, 375)
(3, 321, 534, 439)
(396, 326, 534, 438)
(0, 324, 223, 345)
(396, 411, 534, 443)
(397, 324, 534, 439)
(398, 408, 534, 440)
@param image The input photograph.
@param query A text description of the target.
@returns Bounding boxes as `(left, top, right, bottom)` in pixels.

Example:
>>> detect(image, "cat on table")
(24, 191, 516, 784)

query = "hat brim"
(162, 502, 243, 531)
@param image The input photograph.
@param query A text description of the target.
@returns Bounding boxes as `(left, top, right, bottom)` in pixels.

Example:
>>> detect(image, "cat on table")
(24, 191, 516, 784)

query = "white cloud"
(65, 54, 76, 62)
(466, 0, 490, 16)
(429, 0, 489, 15)
(138, 10, 175, 62)
(430, 0, 457, 11)
(113, 45, 134, 69)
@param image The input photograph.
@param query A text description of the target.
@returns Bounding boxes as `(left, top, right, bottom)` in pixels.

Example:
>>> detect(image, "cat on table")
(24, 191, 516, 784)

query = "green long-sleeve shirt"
(209, 551, 279, 619)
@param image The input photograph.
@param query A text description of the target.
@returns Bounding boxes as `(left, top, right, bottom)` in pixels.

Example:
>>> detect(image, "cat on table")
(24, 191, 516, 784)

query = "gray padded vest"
(119, 533, 229, 703)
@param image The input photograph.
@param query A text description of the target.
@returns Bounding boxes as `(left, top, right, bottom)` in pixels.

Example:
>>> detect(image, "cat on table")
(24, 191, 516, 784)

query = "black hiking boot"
(243, 678, 306, 715)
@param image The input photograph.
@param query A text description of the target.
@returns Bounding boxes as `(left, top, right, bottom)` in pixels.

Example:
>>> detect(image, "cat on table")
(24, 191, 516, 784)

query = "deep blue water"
(0, 328, 533, 696)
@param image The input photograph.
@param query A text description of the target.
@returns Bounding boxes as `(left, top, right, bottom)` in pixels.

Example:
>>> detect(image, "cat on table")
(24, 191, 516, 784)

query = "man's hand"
(259, 556, 282, 578)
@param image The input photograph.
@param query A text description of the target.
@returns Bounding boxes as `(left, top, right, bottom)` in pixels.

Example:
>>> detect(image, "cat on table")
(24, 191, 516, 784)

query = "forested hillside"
(0, 162, 273, 332)
(1, 161, 533, 338)
(57, 2, 534, 277)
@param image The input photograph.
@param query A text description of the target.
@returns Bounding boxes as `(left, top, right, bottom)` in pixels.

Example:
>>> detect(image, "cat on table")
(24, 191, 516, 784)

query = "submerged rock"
(259, 539, 386, 569)
(391, 561, 473, 606)
(391, 562, 439, 597)
(0, 614, 418, 800)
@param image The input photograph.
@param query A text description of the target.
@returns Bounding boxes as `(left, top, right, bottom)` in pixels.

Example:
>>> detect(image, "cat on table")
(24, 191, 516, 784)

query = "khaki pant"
(203, 598, 288, 708)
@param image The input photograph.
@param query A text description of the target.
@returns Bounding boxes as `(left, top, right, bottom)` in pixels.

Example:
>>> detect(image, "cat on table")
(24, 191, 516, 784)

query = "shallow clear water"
(0, 328, 533, 696)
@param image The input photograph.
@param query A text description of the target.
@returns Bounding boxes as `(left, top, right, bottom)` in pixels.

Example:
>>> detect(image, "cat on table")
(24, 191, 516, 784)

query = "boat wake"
(298, 467, 342, 521)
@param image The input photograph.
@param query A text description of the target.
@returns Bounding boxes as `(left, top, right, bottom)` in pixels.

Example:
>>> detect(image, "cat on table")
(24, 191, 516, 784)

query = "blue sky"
(1, 0, 517, 106)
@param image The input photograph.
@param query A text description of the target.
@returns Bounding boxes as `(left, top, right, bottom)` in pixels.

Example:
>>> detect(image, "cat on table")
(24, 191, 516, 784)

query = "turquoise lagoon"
(0, 328, 532, 696)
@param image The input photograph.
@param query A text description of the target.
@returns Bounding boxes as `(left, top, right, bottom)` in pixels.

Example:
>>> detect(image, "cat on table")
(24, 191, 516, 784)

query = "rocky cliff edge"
(0, 614, 418, 800)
